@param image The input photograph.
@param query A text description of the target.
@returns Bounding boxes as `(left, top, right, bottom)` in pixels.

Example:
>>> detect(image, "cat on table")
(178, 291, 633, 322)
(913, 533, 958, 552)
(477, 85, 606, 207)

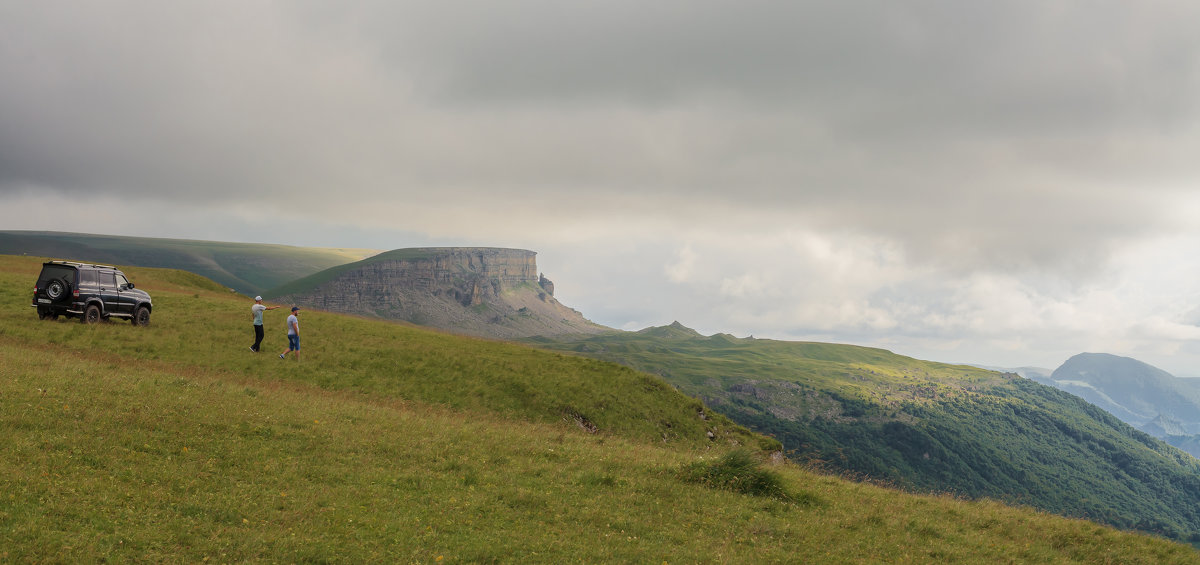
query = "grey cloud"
(0, 2, 393, 197)
(399, 1, 1200, 129)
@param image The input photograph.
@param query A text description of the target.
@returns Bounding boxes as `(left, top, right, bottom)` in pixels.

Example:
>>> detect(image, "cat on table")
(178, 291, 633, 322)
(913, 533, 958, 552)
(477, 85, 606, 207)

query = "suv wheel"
(46, 278, 70, 302)
(132, 306, 150, 327)
(82, 304, 101, 324)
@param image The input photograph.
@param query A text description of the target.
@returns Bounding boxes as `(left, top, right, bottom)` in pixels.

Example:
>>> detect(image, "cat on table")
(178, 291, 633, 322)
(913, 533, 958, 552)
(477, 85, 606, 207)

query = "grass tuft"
(678, 449, 819, 506)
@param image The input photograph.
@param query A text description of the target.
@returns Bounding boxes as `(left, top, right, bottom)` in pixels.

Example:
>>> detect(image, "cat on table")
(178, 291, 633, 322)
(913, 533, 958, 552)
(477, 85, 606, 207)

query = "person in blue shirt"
(280, 306, 301, 361)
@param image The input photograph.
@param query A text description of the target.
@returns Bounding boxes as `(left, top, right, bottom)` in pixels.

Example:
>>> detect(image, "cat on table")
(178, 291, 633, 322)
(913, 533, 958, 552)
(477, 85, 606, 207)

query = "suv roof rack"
(45, 260, 118, 270)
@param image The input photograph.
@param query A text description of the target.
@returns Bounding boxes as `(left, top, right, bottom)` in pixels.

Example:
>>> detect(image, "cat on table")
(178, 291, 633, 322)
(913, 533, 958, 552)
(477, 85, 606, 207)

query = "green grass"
(1, 254, 1198, 563)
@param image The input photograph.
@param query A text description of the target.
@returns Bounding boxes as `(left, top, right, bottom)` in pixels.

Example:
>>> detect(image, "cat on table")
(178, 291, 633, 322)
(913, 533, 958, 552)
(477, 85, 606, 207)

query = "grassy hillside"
(0, 256, 757, 451)
(529, 325, 1200, 542)
(1, 256, 1198, 562)
(0, 230, 375, 295)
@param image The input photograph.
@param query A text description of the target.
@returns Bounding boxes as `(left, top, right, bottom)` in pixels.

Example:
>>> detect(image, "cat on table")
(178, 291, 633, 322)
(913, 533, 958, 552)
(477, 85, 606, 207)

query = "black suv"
(32, 261, 153, 325)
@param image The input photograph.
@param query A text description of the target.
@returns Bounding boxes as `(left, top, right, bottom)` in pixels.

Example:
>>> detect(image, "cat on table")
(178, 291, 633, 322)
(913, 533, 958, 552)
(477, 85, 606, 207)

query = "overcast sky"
(4, 1, 1200, 374)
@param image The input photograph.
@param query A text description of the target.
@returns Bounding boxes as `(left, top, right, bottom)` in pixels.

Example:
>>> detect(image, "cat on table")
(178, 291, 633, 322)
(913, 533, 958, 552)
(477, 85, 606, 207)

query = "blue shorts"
(288, 334, 300, 351)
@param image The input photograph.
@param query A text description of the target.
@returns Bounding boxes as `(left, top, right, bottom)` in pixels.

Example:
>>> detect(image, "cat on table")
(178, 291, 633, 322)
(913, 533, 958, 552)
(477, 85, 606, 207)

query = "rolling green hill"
(2, 255, 1197, 562)
(529, 324, 1200, 542)
(0, 230, 376, 296)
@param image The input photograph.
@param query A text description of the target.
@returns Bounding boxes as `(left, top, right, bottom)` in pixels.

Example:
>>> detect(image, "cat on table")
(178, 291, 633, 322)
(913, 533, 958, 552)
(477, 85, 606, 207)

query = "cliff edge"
(266, 247, 609, 339)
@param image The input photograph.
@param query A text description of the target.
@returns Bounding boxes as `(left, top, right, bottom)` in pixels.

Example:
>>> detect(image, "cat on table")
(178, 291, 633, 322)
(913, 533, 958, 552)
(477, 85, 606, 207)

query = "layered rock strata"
(273, 247, 607, 339)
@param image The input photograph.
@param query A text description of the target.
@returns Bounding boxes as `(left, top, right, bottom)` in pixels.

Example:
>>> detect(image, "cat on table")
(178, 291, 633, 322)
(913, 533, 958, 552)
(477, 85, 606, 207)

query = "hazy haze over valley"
(5, 2, 1200, 374)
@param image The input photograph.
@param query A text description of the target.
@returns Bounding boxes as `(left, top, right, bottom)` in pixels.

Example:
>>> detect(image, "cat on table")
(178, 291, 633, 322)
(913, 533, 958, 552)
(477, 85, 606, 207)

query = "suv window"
(116, 273, 130, 288)
(100, 271, 117, 288)
(79, 269, 98, 287)
(38, 265, 76, 285)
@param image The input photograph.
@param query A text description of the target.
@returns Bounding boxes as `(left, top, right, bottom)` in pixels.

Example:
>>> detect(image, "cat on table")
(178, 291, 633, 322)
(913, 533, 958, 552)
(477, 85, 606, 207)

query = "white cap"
(255, 296, 263, 301)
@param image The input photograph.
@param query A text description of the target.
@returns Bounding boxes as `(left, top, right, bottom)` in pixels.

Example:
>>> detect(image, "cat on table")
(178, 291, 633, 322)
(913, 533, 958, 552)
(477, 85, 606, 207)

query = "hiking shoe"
(250, 346, 256, 353)
(279, 353, 286, 359)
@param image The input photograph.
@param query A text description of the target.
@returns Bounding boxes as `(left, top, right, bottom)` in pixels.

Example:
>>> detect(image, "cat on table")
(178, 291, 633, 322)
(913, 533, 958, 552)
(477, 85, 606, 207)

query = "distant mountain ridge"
(1026, 352, 1200, 457)
(1050, 353, 1200, 426)
(268, 247, 609, 339)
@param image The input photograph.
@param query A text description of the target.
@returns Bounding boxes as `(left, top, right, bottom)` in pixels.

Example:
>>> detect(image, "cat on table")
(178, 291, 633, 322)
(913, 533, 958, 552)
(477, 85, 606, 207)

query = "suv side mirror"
(127, 283, 134, 289)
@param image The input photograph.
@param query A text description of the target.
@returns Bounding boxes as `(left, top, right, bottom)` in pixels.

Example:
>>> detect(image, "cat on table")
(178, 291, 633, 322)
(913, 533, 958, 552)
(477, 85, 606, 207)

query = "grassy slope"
(0, 256, 1197, 563)
(0, 256, 759, 452)
(528, 327, 1200, 542)
(0, 231, 375, 295)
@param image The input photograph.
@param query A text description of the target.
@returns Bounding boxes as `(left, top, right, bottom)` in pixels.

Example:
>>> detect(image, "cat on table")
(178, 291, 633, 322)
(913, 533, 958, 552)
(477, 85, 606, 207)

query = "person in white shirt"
(249, 296, 280, 352)
(280, 306, 301, 361)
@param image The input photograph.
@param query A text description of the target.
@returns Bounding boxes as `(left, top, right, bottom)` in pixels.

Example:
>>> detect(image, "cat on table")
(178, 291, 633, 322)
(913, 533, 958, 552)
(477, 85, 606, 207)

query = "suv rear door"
(36, 264, 77, 305)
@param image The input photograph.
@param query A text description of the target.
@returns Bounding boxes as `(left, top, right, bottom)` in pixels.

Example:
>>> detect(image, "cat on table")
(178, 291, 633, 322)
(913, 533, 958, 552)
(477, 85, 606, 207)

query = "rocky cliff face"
(274, 247, 607, 339)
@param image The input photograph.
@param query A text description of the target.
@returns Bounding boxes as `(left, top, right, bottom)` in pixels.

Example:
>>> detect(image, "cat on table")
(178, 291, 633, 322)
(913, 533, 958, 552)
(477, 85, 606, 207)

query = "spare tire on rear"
(46, 278, 71, 302)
